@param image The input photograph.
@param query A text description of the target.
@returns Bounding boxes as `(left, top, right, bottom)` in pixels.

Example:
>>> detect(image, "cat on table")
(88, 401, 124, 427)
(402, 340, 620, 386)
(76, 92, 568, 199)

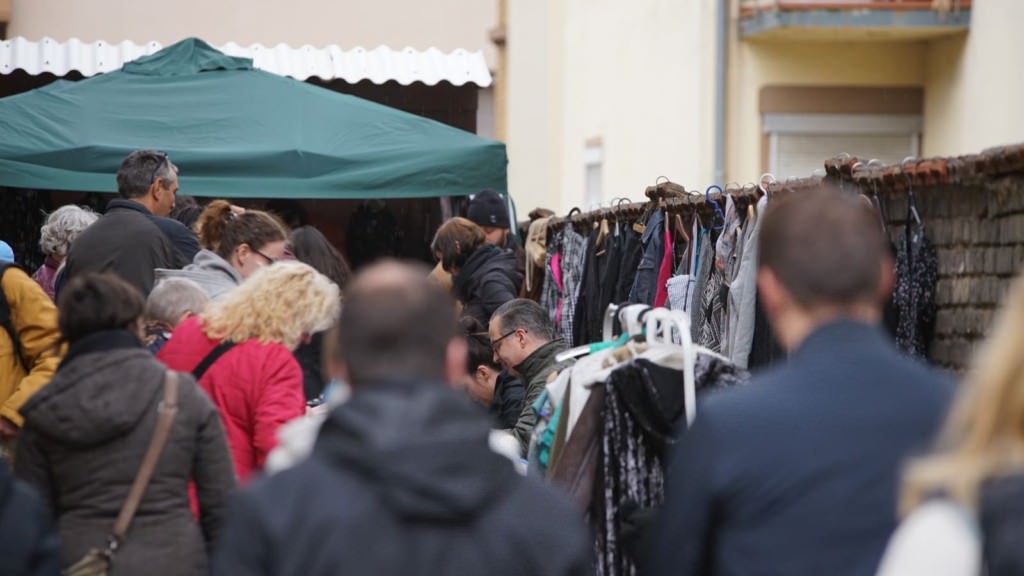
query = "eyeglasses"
(252, 248, 278, 266)
(149, 151, 169, 186)
(490, 329, 524, 353)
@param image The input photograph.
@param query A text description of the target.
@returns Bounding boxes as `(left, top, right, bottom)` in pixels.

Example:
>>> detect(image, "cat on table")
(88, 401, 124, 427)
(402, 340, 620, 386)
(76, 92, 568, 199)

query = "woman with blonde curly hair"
(158, 261, 340, 482)
(877, 274, 1024, 575)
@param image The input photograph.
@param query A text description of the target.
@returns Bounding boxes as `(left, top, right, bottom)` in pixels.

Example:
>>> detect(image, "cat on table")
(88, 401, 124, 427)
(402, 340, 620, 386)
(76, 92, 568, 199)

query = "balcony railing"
(741, 0, 970, 15)
(739, 0, 971, 39)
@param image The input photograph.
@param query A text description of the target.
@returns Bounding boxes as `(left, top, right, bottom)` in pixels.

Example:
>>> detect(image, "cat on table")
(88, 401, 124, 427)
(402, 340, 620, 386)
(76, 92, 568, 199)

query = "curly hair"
(39, 205, 99, 258)
(200, 261, 341, 350)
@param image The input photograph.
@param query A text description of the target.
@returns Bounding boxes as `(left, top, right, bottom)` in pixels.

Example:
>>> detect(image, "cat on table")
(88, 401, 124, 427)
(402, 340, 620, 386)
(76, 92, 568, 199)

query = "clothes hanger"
(705, 185, 727, 231)
(901, 157, 923, 227)
(758, 173, 777, 204)
(638, 309, 698, 427)
(556, 303, 651, 363)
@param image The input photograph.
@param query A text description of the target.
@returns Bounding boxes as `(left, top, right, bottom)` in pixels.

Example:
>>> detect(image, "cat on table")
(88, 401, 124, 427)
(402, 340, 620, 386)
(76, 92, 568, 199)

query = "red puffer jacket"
(157, 317, 304, 483)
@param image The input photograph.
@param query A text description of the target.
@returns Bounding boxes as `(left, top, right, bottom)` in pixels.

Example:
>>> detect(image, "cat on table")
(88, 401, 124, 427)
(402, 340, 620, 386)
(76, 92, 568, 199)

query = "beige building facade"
(507, 0, 1023, 214)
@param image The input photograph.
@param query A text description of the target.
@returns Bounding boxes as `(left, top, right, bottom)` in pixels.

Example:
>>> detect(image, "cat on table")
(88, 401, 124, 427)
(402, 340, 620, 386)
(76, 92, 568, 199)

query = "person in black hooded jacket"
(213, 261, 590, 576)
(432, 217, 522, 327)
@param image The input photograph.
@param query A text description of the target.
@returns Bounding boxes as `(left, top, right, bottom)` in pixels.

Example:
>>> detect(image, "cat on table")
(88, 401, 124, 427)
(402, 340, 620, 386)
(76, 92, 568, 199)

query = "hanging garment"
(696, 267, 727, 353)
(574, 224, 626, 347)
(689, 229, 714, 341)
(894, 219, 938, 359)
(616, 223, 644, 305)
(704, 197, 741, 354)
(539, 233, 562, 324)
(726, 194, 768, 369)
(592, 355, 748, 576)
(654, 225, 674, 308)
(558, 228, 588, 346)
(628, 210, 666, 306)
(573, 230, 599, 347)
(747, 288, 786, 371)
(666, 274, 691, 312)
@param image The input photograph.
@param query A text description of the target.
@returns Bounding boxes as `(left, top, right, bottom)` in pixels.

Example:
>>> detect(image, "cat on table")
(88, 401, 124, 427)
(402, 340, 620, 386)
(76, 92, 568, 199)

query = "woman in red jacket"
(159, 261, 340, 483)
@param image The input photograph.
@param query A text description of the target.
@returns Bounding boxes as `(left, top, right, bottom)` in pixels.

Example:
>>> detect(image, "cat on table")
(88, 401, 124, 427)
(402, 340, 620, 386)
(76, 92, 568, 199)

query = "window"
(584, 140, 603, 209)
(764, 113, 921, 178)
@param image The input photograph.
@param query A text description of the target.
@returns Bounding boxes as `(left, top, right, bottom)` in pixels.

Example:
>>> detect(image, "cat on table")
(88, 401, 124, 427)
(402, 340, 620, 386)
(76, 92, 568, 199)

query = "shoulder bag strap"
(109, 371, 179, 548)
(191, 341, 236, 380)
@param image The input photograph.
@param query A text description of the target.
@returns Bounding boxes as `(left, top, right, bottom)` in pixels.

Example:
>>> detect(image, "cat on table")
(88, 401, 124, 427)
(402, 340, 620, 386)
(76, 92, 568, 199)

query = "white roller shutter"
(774, 133, 917, 179)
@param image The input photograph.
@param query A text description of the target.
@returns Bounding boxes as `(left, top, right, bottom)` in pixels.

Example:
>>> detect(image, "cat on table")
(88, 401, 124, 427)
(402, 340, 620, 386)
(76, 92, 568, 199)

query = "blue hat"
(0, 241, 14, 263)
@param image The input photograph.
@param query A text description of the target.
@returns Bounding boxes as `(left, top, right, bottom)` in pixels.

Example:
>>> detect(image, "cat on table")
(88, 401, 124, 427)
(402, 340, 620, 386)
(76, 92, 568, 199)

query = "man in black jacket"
(650, 188, 954, 576)
(62, 150, 196, 296)
(214, 261, 591, 576)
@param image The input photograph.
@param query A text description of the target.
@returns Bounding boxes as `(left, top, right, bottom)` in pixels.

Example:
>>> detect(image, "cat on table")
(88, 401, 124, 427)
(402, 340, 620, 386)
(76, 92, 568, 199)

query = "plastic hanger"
(705, 185, 727, 231)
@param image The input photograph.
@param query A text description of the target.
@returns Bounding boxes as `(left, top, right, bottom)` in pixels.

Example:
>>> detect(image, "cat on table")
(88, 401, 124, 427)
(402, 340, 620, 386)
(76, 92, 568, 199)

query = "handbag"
(64, 372, 179, 576)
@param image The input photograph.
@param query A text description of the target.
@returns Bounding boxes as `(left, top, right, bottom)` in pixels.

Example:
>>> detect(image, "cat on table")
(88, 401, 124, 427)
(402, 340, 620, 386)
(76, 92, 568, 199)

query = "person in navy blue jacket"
(649, 188, 954, 576)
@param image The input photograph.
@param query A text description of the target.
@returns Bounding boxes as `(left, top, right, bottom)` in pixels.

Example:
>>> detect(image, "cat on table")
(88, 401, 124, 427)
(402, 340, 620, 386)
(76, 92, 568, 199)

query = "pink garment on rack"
(654, 226, 673, 307)
(552, 251, 564, 328)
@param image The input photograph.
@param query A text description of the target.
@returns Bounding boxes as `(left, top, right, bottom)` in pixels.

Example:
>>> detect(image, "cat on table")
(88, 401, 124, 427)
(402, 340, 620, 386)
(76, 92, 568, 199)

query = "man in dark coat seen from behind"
(62, 150, 197, 297)
(649, 188, 954, 576)
(214, 260, 591, 576)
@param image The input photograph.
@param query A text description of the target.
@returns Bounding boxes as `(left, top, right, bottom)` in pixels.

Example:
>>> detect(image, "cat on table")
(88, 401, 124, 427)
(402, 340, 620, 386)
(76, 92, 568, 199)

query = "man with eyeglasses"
(489, 298, 572, 456)
(62, 150, 188, 296)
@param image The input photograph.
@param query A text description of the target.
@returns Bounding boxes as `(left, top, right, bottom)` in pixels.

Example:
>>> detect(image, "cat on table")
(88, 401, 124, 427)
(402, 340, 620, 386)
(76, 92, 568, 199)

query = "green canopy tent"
(0, 38, 507, 199)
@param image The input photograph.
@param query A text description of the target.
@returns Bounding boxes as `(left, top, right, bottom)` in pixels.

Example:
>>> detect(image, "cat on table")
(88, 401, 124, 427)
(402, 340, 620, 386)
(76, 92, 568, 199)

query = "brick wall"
(866, 174, 1024, 372)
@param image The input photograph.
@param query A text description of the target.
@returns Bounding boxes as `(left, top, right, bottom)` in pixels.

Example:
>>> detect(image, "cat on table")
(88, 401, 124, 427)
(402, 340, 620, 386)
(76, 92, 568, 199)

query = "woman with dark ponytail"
(156, 200, 288, 300)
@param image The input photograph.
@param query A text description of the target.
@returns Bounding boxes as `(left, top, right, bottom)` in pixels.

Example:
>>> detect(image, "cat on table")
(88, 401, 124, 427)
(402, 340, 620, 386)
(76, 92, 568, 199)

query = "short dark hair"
(170, 196, 202, 230)
(430, 217, 485, 272)
(492, 299, 555, 341)
(289, 226, 351, 290)
(116, 150, 177, 199)
(336, 261, 457, 384)
(58, 272, 145, 343)
(758, 187, 889, 308)
(459, 316, 500, 373)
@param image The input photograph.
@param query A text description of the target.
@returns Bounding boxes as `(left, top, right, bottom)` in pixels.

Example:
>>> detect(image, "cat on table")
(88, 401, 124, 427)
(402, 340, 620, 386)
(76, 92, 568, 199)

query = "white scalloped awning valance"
(0, 37, 493, 87)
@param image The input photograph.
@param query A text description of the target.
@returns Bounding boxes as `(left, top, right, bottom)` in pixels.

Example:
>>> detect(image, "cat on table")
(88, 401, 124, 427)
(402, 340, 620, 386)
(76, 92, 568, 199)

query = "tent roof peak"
(123, 37, 252, 76)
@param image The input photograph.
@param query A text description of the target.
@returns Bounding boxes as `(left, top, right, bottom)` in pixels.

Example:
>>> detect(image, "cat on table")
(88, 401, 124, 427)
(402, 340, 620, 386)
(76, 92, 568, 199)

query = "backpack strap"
(191, 341, 237, 380)
(0, 263, 29, 373)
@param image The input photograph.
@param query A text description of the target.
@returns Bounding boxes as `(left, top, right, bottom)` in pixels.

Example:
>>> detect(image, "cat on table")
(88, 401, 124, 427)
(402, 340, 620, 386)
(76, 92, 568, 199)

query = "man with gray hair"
(144, 277, 209, 354)
(489, 298, 572, 455)
(62, 150, 189, 296)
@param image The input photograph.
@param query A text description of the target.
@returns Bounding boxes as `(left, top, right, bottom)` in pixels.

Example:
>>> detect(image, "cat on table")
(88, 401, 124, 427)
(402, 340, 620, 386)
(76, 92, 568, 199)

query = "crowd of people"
(0, 148, 1022, 575)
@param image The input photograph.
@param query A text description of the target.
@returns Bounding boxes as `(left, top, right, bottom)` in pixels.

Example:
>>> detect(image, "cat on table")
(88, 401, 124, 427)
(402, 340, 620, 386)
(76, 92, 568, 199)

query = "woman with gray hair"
(32, 205, 98, 300)
(145, 277, 210, 354)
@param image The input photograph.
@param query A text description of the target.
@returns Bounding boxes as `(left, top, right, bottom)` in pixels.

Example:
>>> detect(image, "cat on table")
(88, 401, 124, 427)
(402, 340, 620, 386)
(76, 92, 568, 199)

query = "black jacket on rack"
(649, 320, 954, 576)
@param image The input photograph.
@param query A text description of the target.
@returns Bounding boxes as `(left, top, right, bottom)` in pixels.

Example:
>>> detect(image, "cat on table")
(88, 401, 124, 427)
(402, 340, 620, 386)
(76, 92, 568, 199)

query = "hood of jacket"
(453, 245, 521, 302)
(20, 330, 166, 448)
(313, 380, 517, 522)
(154, 249, 241, 297)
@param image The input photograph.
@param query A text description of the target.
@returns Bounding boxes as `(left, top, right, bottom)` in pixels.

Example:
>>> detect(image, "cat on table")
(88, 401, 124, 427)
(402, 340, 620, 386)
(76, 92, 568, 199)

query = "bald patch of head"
(348, 260, 428, 295)
(337, 260, 457, 385)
